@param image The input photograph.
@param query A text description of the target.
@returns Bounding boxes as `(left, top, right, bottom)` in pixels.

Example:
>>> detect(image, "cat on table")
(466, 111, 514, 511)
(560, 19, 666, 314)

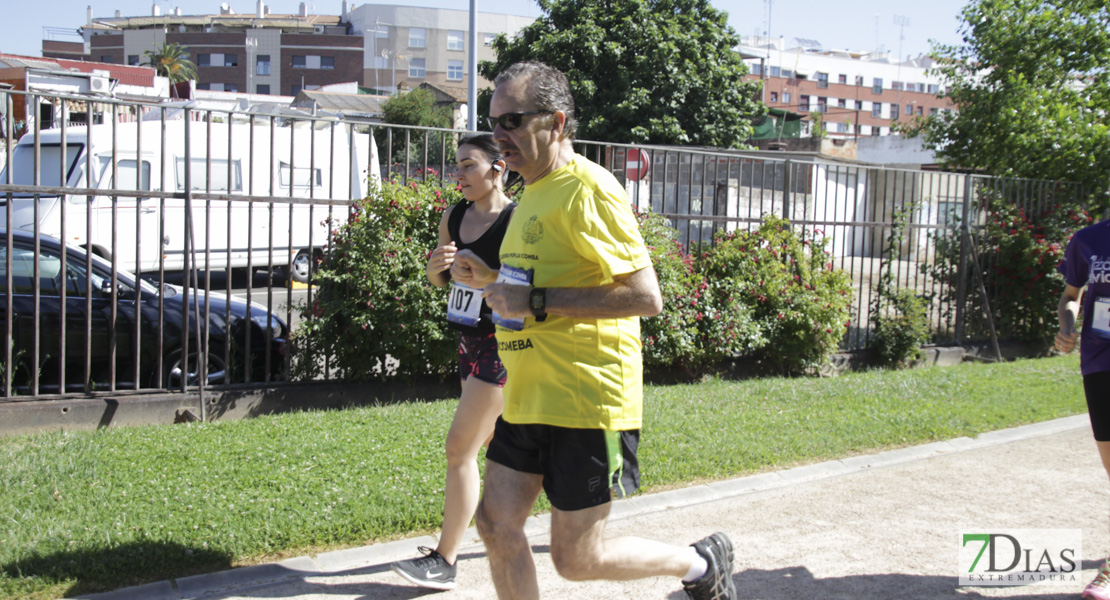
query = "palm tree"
(143, 42, 197, 83)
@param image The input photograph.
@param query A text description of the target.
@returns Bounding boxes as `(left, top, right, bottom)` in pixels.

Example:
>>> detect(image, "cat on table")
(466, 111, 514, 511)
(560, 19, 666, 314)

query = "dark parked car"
(0, 229, 287, 394)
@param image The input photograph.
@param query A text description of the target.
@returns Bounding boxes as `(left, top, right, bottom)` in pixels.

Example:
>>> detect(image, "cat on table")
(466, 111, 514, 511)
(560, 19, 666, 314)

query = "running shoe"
(1084, 559, 1110, 600)
(391, 546, 457, 590)
(683, 532, 737, 600)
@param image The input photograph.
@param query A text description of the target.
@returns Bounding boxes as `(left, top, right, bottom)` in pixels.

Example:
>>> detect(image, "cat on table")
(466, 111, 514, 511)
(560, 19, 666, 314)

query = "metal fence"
(0, 90, 1093, 401)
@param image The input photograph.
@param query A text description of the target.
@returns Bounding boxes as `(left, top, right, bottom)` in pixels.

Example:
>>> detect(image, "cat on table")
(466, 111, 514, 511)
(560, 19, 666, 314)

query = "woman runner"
(390, 133, 517, 590)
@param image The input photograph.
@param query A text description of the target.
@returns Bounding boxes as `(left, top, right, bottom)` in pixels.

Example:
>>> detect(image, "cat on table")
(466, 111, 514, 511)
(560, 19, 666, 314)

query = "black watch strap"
(529, 287, 548, 322)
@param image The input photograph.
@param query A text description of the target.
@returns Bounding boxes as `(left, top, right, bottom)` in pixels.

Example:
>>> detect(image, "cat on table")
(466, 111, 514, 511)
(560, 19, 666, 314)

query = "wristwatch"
(529, 287, 548, 322)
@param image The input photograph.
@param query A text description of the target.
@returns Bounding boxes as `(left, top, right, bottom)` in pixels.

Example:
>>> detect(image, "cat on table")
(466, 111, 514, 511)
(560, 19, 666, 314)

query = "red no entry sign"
(626, 148, 650, 181)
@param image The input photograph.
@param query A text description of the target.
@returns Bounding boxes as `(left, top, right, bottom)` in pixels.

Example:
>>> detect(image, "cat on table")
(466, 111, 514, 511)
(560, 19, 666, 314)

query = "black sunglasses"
(487, 110, 552, 131)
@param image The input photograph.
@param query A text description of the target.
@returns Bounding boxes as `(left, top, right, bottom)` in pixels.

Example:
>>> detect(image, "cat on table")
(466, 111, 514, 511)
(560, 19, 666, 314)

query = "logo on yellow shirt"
(522, 215, 544, 245)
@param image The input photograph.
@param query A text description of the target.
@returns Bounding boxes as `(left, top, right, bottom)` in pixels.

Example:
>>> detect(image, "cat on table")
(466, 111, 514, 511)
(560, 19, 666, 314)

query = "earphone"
(493, 163, 503, 172)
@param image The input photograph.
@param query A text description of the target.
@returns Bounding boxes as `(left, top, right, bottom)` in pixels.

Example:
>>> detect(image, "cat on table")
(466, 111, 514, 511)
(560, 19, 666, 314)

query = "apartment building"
(41, 3, 535, 98)
(738, 36, 955, 138)
(346, 4, 534, 94)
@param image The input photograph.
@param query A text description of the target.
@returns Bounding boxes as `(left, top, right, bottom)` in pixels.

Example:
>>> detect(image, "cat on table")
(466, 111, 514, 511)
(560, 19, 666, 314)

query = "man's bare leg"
(476, 459, 544, 600)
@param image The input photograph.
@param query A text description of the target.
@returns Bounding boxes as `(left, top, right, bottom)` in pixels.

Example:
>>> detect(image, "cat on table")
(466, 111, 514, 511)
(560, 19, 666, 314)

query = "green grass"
(0, 355, 1087, 599)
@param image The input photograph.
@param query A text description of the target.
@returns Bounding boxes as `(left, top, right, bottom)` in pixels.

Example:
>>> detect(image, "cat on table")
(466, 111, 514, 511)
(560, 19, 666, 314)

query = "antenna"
(894, 14, 911, 59)
(894, 14, 911, 88)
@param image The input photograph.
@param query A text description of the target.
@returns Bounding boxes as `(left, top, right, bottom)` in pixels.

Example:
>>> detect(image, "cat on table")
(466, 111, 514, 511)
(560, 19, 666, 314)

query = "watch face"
(530, 288, 545, 310)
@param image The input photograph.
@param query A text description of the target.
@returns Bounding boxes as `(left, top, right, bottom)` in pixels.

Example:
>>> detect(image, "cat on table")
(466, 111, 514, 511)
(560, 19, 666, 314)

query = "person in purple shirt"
(1055, 218, 1110, 600)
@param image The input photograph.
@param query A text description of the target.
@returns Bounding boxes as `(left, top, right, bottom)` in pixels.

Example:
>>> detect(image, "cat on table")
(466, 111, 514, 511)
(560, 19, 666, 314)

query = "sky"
(9, 0, 971, 62)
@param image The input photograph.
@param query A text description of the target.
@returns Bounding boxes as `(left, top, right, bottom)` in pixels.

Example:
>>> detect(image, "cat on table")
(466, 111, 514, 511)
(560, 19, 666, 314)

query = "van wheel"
(161, 349, 228, 389)
(287, 249, 313, 284)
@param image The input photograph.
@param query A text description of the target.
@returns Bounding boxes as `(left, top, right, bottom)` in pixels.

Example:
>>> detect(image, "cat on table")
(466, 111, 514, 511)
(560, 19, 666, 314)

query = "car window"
(0, 246, 60, 295)
(0, 246, 133, 298)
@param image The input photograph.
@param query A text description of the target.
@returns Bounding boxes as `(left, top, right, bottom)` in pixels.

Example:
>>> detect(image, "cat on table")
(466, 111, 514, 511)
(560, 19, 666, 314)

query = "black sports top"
(444, 197, 517, 335)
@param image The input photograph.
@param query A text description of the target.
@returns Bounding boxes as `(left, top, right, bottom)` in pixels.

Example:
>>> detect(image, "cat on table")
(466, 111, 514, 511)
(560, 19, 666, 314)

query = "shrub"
(923, 194, 1092, 349)
(700, 215, 853, 375)
(289, 175, 460, 382)
(984, 200, 1091, 346)
(638, 209, 762, 379)
(873, 288, 931, 366)
(871, 199, 932, 367)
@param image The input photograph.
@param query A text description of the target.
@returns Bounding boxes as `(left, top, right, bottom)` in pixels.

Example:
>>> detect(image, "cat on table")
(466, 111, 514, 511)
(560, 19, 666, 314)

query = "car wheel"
(162, 349, 229, 388)
(287, 249, 313, 284)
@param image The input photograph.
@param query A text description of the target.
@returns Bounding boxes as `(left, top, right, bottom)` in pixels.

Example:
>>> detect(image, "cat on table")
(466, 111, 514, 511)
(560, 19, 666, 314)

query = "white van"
(0, 116, 380, 282)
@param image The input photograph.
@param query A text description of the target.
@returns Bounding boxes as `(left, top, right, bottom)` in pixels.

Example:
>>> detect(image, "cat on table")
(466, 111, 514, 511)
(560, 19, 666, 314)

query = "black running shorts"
(485, 416, 641, 511)
(1085, 371, 1110, 441)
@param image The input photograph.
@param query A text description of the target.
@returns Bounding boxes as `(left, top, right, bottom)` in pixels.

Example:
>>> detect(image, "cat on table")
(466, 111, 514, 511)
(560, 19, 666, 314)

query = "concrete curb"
(73, 413, 1091, 600)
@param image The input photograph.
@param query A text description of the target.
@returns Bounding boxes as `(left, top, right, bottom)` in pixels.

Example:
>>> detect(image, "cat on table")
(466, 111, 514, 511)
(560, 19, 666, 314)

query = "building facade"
(346, 5, 534, 94)
(41, 3, 535, 98)
(737, 36, 955, 138)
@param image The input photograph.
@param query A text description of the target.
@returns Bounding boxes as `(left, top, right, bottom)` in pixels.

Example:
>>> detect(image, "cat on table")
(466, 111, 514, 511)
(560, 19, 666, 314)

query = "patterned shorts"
(458, 332, 507, 386)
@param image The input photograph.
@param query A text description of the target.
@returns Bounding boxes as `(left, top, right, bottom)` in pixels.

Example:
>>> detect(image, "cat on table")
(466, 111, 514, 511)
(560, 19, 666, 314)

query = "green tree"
(142, 42, 196, 83)
(919, 0, 1110, 188)
(478, 0, 765, 147)
(379, 87, 455, 168)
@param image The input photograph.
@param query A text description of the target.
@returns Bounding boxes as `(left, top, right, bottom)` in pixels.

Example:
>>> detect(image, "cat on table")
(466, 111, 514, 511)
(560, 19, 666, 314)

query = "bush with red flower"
(289, 177, 461, 382)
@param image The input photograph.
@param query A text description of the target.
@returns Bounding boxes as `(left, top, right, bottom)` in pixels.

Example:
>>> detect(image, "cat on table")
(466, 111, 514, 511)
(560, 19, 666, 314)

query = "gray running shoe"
(683, 532, 736, 600)
(391, 546, 457, 590)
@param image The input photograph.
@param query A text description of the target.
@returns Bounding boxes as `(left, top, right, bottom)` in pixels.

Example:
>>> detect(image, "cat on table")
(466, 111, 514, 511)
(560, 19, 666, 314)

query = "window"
(816, 72, 828, 88)
(196, 82, 211, 90)
(891, 103, 900, 119)
(871, 103, 882, 117)
(320, 56, 334, 70)
(855, 100, 863, 110)
(906, 104, 913, 115)
(769, 91, 778, 103)
(127, 55, 140, 65)
(291, 85, 301, 95)
(292, 55, 306, 68)
(838, 74, 847, 85)
(98, 158, 151, 192)
(409, 57, 426, 78)
(872, 78, 883, 94)
(256, 55, 270, 75)
(279, 161, 323, 189)
(769, 66, 781, 77)
(448, 30, 465, 51)
(447, 60, 463, 81)
(257, 84, 270, 95)
(782, 92, 791, 104)
(484, 33, 496, 46)
(928, 83, 940, 94)
(836, 122, 848, 133)
(225, 83, 238, 92)
(855, 75, 864, 86)
(223, 54, 238, 67)
(197, 54, 211, 67)
(749, 62, 762, 76)
(838, 98, 846, 108)
(781, 69, 794, 78)
(816, 96, 827, 112)
(916, 106, 923, 116)
(409, 27, 426, 48)
(799, 94, 810, 112)
(892, 81, 904, 91)
(175, 158, 242, 192)
(100, 55, 113, 63)
(929, 107, 939, 116)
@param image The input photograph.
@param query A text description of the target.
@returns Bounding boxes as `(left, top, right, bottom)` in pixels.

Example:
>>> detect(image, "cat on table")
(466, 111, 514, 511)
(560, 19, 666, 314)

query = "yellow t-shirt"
(495, 155, 652, 430)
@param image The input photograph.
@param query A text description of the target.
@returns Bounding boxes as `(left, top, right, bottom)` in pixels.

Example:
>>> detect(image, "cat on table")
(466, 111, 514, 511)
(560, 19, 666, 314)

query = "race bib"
(1093, 296, 1110, 340)
(446, 282, 482, 327)
(491, 265, 531, 331)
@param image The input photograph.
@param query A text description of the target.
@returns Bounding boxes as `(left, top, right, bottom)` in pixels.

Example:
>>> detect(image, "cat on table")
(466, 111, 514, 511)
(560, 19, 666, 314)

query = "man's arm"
(482, 265, 662, 320)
